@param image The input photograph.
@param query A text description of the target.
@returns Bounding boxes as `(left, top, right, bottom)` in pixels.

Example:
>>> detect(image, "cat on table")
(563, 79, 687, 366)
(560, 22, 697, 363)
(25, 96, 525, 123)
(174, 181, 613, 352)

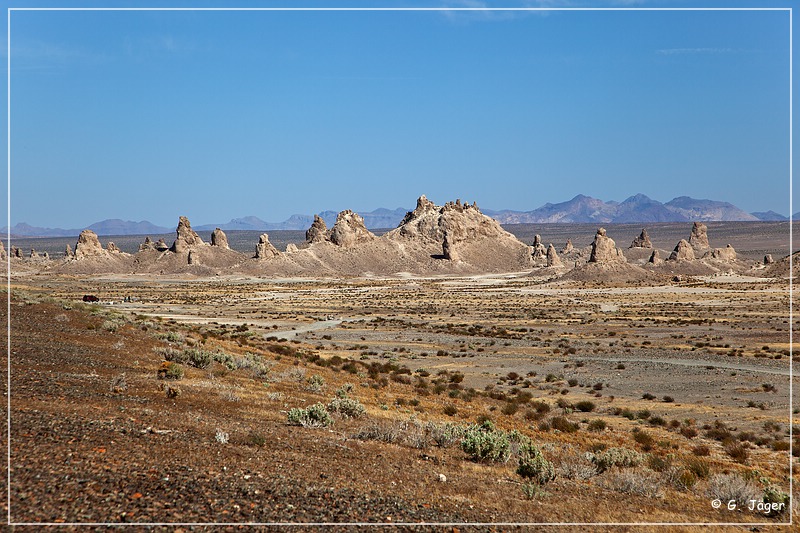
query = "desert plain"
(3, 197, 798, 530)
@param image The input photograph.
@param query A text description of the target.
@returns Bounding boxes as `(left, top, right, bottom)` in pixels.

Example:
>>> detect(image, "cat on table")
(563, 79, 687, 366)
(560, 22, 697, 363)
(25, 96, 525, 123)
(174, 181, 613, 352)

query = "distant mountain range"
(5, 194, 790, 237)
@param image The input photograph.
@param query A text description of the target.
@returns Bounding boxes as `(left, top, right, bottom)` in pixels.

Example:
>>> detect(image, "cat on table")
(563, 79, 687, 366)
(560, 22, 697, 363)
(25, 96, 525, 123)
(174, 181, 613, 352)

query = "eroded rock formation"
(255, 233, 280, 259)
(668, 239, 695, 261)
(705, 244, 736, 262)
(211, 228, 230, 249)
(589, 228, 625, 263)
(74, 230, 108, 259)
(329, 210, 375, 247)
(648, 250, 663, 265)
(630, 229, 652, 249)
(170, 216, 204, 253)
(689, 222, 709, 251)
(546, 243, 562, 267)
(306, 215, 329, 244)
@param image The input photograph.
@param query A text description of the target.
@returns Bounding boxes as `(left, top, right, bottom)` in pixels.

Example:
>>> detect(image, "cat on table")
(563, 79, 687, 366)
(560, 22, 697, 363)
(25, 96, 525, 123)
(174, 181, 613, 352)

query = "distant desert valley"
(4, 194, 798, 527)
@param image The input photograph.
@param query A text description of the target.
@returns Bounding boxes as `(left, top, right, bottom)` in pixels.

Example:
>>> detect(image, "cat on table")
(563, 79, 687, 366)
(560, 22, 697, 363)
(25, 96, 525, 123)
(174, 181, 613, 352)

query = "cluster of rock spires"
(7, 194, 786, 280)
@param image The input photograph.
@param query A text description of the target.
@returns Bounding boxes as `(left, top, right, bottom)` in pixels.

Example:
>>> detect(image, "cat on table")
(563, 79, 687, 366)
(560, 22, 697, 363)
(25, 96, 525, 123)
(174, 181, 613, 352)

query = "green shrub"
(183, 348, 213, 369)
(327, 397, 366, 419)
(336, 383, 355, 398)
(761, 485, 789, 516)
(592, 447, 643, 472)
(307, 374, 325, 392)
(461, 423, 511, 463)
(516, 443, 555, 485)
(588, 419, 607, 432)
(157, 361, 184, 380)
(427, 422, 465, 448)
(287, 403, 333, 428)
(575, 401, 595, 412)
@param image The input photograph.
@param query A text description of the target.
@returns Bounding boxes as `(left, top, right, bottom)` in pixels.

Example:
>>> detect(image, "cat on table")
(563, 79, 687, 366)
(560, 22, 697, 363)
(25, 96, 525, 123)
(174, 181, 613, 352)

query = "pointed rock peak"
(442, 230, 459, 261)
(668, 239, 695, 261)
(561, 240, 574, 254)
(255, 233, 280, 259)
(546, 243, 562, 267)
(630, 228, 653, 249)
(648, 249, 663, 264)
(306, 214, 329, 244)
(329, 210, 375, 247)
(589, 227, 625, 263)
(211, 228, 230, 249)
(170, 216, 204, 253)
(106, 242, 120, 253)
(689, 222, 709, 250)
(75, 229, 108, 259)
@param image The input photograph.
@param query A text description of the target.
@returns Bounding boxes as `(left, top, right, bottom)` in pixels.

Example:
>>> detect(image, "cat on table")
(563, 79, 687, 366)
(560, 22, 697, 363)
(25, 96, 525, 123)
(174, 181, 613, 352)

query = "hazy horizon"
(4, 2, 794, 228)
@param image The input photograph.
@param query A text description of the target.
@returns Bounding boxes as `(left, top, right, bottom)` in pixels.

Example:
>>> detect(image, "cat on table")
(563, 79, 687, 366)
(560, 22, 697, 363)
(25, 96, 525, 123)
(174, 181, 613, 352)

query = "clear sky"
(3, 1, 794, 228)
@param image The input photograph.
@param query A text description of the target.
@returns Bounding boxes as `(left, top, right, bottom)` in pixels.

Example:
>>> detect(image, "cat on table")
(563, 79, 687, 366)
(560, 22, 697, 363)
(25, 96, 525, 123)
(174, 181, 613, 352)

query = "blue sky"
(3, 1, 794, 228)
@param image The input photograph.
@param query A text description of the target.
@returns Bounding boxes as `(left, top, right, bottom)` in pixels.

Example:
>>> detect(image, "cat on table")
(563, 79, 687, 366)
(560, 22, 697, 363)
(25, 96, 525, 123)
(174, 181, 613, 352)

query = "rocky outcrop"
(442, 231, 459, 261)
(0, 240, 5, 260)
(30, 249, 39, 259)
(170, 216, 204, 253)
(305, 215, 329, 244)
(11, 246, 21, 259)
(561, 240, 574, 254)
(329, 210, 375, 247)
(705, 244, 736, 262)
(74, 230, 108, 259)
(668, 239, 695, 261)
(546, 243, 562, 267)
(188, 250, 196, 265)
(138, 237, 156, 252)
(689, 222, 709, 251)
(629, 229, 652, 248)
(155, 239, 169, 252)
(648, 250, 663, 265)
(107, 242, 120, 253)
(255, 233, 280, 259)
(589, 228, 625, 263)
(42, 251, 49, 260)
(65, 244, 73, 259)
(285, 243, 299, 254)
(211, 228, 230, 249)
(764, 254, 774, 265)
(531, 235, 547, 262)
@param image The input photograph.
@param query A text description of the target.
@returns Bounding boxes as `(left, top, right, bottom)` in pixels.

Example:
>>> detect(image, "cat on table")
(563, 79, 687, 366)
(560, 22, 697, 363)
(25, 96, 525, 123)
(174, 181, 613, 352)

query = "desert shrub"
(157, 361, 184, 380)
(642, 393, 656, 401)
(306, 374, 325, 393)
(214, 428, 229, 444)
(247, 431, 267, 447)
(443, 404, 458, 417)
(592, 447, 643, 472)
(690, 444, 710, 457)
(153, 346, 183, 362)
(550, 416, 578, 433)
(353, 421, 402, 444)
(648, 416, 666, 427)
(588, 419, 607, 432)
(516, 443, 555, 485)
(556, 450, 598, 480)
(327, 397, 366, 419)
(287, 403, 333, 428)
(567, 378, 578, 387)
(724, 441, 749, 464)
(632, 429, 655, 451)
(707, 473, 762, 508)
(575, 401, 596, 412)
(662, 396, 674, 403)
(680, 426, 698, 439)
(336, 383, 355, 398)
(664, 467, 697, 491)
(621, 409, 635, 420)
(684, 456, 710, 479)
(501, 402, 519, 416)
(461, 423, 511, 463)
(771, 439, 790, 452)
(604, 468, 663, 498)
(181, 348, 213, 369)
(101, 319, 124, 333)
(761, 485, 790, 516)
(427, 422, 465, 448)
(521, 482, 546, 500)
(531, 400, 550, 414)
(646, 454, 672, 472)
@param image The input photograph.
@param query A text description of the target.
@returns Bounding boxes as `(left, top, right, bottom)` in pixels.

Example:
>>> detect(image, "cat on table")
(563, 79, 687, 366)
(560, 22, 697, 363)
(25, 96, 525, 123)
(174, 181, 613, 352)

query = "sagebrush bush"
(287, 403, 333, 428)
(604, 468, 663, 498)
(157, 361, 184, 380)
(516, 443, 556, 485)
(327, 397, 366, 419)
(307, 374, 325, 392)
(707, 473, 761, 508)
(427, 422, 465, 448)
(183, 348, 213, 369)
(592, 447, 643, 472)
(461, 423, 510, 463)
